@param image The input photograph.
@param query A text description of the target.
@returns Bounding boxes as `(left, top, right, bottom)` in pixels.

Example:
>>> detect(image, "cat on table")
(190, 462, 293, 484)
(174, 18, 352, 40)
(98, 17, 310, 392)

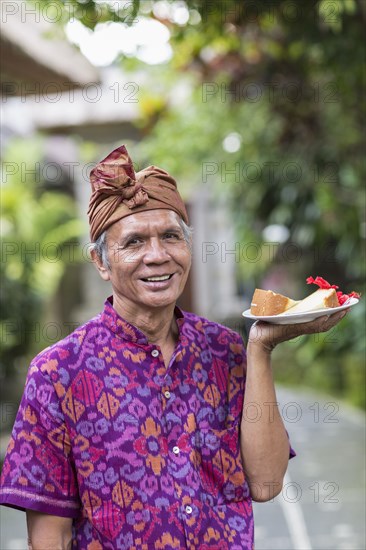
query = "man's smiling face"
(99, 209, 191, 314)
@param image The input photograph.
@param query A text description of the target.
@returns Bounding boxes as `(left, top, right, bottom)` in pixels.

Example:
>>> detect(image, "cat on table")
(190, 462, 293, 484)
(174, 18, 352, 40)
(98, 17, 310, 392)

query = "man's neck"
(111, 294, 179, 347)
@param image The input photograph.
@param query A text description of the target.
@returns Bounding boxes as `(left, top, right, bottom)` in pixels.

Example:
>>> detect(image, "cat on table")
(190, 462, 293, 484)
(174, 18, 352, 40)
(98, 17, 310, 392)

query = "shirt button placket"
(159, 346, 195, 535)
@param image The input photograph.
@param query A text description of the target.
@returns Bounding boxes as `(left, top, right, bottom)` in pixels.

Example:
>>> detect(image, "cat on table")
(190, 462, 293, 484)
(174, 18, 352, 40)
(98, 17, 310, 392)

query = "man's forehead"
(110, 209, 181, 235)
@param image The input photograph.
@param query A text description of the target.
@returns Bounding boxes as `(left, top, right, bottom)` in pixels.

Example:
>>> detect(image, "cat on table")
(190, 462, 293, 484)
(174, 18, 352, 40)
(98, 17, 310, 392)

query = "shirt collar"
(101, 296, 185, 344)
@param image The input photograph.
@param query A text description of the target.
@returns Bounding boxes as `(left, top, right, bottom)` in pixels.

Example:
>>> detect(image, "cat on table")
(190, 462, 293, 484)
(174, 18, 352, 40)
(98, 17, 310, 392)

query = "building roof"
(0, 0, 99, 96)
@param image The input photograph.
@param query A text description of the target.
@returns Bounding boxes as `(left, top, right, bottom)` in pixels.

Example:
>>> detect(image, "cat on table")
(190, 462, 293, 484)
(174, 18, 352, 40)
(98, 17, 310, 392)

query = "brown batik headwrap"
(88, 145, 189, 242)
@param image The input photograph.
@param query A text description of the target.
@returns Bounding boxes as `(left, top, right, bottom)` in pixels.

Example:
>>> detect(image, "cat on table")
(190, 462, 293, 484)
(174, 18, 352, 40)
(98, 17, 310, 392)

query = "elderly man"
(1, 145, 347, 549)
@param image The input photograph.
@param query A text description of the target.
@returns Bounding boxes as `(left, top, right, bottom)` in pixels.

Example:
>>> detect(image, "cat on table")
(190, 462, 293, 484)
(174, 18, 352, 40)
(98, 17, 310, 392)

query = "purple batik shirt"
(1, 297, 294, 549)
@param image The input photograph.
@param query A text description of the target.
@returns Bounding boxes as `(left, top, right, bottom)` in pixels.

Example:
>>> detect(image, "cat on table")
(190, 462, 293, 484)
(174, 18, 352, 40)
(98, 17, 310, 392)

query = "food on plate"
(305, 276, 360, 306)
(250, 289, 298, 316)
(250, 276, 360, 316)
(280, 288, 338, 314)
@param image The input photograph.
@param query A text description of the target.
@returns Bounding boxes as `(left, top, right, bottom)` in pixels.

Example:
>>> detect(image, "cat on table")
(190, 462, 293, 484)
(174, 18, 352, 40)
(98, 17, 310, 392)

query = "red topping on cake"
(306, 276, 360, 305)
(306, 276, 338, 290)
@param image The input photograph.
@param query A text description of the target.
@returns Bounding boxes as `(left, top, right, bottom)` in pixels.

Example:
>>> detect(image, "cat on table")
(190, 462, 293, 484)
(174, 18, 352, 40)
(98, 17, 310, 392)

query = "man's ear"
(90, 249, 110, 281)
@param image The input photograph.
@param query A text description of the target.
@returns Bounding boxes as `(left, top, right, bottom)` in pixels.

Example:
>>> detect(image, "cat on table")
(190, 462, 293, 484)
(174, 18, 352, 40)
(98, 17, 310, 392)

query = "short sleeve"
(0, 362, 80, 518)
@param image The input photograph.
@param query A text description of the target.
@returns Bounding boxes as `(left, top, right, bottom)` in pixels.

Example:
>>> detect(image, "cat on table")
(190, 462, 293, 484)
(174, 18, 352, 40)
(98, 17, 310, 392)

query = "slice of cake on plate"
(250, 289, 298, 316)
(249, 275, 360, 317)
(279, 288, 338, 315)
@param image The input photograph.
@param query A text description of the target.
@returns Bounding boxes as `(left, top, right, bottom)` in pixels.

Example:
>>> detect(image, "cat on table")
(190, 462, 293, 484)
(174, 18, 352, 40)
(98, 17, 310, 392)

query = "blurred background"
(0, 1, 365, 549)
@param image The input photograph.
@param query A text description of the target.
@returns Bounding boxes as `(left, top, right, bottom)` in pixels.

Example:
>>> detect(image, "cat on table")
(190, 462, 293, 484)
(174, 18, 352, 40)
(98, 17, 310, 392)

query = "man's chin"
(141, 292, 178, 309)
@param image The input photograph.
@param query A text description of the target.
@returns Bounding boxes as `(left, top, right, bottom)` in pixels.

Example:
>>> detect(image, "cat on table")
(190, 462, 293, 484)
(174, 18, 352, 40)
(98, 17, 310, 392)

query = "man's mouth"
(141, 274, 173, 282)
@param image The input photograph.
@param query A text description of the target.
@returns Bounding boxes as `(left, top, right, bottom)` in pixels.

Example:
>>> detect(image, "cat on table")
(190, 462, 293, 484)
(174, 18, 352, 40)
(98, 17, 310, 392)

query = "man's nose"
(143, 239, 170, 263)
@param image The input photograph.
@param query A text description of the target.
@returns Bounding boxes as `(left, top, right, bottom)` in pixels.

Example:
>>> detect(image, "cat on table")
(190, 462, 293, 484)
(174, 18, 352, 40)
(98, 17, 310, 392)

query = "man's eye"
(123, 238, 142, 247)
(164, 232, 180, 240)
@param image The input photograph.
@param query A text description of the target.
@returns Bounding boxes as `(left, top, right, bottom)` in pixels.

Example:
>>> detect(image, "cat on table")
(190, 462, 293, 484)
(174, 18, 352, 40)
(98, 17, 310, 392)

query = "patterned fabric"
(0, 297, 287, 549)
(88, 144, 189, 241)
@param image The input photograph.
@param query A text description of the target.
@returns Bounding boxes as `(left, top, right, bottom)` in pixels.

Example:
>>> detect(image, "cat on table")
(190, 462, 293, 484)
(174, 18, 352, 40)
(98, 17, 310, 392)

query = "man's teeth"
(145, 275, 171, 282)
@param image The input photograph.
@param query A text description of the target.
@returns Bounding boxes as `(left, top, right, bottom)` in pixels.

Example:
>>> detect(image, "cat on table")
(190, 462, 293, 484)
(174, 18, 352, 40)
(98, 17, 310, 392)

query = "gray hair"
(90, 217, 193, 270)
(90, 229, 111, 270)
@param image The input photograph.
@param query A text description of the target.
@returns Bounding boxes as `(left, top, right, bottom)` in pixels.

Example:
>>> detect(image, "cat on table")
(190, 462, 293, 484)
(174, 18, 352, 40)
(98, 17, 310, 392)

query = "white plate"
(242, 297, 359, 325)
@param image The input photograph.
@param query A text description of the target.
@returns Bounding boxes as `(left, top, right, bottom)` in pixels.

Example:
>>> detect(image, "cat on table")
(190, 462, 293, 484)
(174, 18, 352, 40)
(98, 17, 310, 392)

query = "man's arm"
(26, 510, 73, 550)
(240, 341, 290, 502)
(240, 310, 347, 502)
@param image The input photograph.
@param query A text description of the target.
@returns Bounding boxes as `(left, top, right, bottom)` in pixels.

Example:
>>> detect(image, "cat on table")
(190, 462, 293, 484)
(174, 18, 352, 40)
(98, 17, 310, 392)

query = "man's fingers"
(248, 308, 349, 349)
(307, 310, 347, 334)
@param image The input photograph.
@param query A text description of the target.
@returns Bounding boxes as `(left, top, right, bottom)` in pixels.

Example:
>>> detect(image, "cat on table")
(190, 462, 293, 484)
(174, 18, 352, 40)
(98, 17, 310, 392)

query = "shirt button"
(164, 390, 171, 399)
(151, 349, 159, 357)
(172, 446, 180, 455)
(185, 505, 193, 514)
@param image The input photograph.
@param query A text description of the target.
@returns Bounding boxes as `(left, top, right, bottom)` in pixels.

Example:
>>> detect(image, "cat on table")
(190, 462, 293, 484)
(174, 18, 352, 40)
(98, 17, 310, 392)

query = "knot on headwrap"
(88, 145, 188, 241)
(122, 185, 148, 208)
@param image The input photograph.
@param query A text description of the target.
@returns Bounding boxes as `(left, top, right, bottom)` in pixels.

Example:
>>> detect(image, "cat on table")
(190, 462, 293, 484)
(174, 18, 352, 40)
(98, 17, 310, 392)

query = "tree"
(48, 0, 364, 284)
(1, 138, 84, 400)
(33, 0, 366, 406)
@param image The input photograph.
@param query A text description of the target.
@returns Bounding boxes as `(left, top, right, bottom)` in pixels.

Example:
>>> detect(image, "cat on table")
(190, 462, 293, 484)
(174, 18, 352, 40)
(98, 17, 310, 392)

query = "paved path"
(1, 387, 365, 549)
(253, 387, 365, 550)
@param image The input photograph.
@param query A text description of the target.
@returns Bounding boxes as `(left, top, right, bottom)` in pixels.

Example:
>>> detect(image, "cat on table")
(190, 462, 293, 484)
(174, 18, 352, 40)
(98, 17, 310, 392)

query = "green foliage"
(111, 0, 364, 285)
(1, 138, 84, 381)
(37, 0, 141, 28)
